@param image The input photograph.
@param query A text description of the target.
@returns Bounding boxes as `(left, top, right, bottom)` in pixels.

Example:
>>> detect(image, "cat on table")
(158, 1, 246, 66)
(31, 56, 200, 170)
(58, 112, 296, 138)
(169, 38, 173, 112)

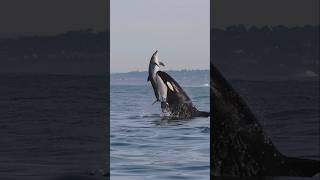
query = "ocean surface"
(110, 84, 210, 180)
(231, 80, 319, 162)
(220, 80, 320, 180)
(111, 78, 319, 180)
(0, 74, 318, 179)
(0, 74, 108, 180)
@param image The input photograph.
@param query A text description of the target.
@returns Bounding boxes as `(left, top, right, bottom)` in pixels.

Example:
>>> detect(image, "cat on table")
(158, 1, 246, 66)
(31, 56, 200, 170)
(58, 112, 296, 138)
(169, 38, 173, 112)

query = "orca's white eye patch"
(166, 82, 174, 91)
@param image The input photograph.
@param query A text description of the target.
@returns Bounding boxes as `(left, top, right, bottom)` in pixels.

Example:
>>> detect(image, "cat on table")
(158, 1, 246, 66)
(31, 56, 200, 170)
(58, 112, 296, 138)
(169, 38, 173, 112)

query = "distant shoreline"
(110, 69, 209, 75)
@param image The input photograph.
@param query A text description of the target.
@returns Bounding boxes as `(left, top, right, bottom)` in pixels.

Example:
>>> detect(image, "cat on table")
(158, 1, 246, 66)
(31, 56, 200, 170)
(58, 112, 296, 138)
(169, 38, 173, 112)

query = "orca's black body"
(211, 64, 320, 177)
(157, 71, 210, 119)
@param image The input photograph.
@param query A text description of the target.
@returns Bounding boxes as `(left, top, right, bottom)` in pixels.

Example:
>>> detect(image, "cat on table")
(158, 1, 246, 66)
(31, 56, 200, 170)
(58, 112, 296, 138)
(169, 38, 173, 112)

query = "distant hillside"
(1, 25, 318, 78)
(213, 25, 319, 80)
(0, 29, 108, 74)
(111, 70, 209, 86)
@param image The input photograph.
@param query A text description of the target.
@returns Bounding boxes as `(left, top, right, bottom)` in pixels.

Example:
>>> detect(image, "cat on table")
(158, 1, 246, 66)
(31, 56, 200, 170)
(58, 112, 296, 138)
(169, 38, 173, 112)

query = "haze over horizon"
(111, 68, 210, 74)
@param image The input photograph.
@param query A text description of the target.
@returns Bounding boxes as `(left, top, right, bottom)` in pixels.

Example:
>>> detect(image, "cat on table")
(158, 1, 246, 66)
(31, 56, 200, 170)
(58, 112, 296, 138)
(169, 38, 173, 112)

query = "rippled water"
(111, 85, 210, 180)
(0, 75, 108, 180)
(231, 80, 319, 161)
(1, 74, 317, 179)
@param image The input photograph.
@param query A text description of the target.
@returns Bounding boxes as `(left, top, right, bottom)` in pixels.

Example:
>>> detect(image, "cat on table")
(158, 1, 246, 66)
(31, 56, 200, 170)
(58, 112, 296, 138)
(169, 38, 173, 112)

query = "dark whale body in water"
(156, 71, 210, 119)
(211, 64, 319, 177)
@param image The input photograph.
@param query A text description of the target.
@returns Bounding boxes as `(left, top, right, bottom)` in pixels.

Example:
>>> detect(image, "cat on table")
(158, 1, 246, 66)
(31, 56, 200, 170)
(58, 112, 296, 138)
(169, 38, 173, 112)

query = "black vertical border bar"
(210, 0, 213, 179)
(317, 1, 320, 170)
(106, 0, 111, 178)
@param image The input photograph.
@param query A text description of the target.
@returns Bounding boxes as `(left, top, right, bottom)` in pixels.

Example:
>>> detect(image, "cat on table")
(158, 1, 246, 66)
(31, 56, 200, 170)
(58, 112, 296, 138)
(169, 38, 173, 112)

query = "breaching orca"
(156, 71, 210, 119)
(211, 64, 320, 177)
(147, 51, 209, 119)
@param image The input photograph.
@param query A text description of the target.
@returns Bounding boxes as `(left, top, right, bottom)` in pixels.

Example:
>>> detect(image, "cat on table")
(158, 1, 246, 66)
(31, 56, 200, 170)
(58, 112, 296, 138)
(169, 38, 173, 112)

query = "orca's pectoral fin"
(194, 110, 210, 117)
(159, 61, 165, 66)
(147, 75, 150, 82)
(152, 100, 158, 105)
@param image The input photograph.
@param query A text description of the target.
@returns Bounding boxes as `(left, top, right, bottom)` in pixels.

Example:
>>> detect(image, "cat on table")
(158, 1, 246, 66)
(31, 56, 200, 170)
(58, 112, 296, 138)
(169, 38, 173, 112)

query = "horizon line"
(111, 69, 210, 74)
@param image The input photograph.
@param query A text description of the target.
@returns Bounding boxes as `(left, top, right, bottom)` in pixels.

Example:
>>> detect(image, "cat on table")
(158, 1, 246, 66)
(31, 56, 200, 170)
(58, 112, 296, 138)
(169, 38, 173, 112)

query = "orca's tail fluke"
(286, 157, 320, 177)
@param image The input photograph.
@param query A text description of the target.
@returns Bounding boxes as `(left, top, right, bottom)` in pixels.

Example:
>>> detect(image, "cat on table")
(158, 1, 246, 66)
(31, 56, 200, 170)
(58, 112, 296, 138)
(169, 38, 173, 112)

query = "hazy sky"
(0, 0, 107, 35)
(110, 0, 210, 73)
(0, 0, 317, 73)
(213, 0, 319, 28)
(0, 0, 317, 34)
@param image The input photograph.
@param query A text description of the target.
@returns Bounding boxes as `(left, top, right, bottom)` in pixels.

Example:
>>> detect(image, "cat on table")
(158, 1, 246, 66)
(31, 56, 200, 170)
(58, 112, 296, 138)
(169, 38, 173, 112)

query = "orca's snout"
(152, 50, 158, 57)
